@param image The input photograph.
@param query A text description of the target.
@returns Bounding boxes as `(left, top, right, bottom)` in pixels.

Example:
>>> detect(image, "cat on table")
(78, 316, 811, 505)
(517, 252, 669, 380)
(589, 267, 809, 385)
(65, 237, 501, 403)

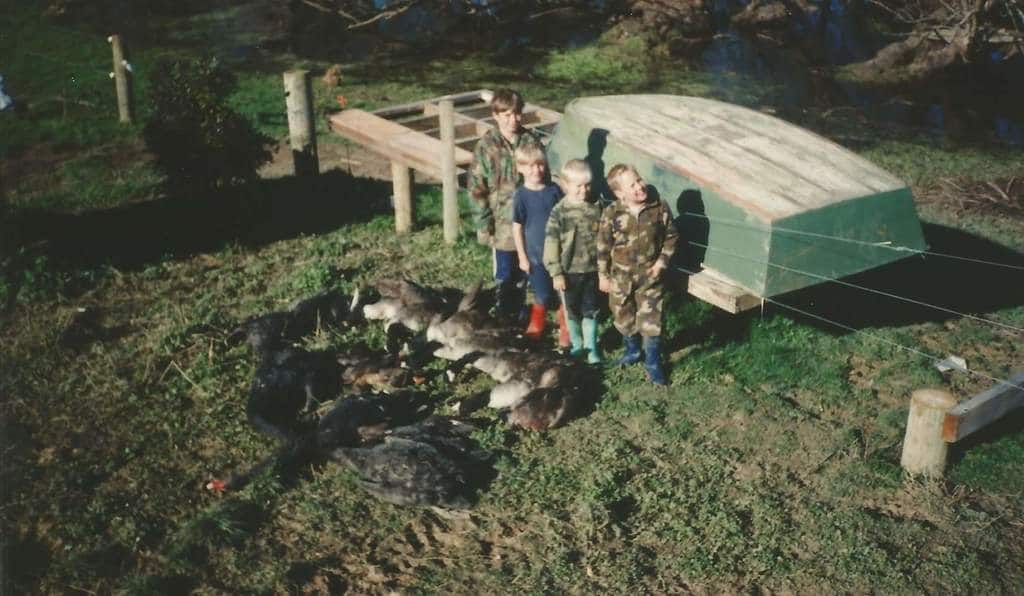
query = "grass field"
(3, 2, 1024, 593)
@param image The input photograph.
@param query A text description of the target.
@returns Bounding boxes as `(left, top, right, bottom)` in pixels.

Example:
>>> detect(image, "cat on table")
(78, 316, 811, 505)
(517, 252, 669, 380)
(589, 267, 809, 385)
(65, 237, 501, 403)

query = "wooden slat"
(942, 371, 1024, 443)
(328, 109, 473, 178)
(374, 89, 490, 119)
(685, 268, 761, 313)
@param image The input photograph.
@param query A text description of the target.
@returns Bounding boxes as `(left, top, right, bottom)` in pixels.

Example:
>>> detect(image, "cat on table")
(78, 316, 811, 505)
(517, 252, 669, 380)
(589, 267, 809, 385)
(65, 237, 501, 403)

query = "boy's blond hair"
(606, 163, 640, 196)
(560, 159, 592, 184)
(514, 143, 546, 166)
(490, 88, 524, 114)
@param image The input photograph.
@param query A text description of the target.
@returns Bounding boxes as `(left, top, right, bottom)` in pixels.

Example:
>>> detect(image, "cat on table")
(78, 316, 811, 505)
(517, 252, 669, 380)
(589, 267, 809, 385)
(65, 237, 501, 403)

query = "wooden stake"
(283, 70, 319, 177)
(900, 389, 958, 478)
(439, 99, 459, 244)
(391, 161, 412, 234)
(108, 34, 133, 124)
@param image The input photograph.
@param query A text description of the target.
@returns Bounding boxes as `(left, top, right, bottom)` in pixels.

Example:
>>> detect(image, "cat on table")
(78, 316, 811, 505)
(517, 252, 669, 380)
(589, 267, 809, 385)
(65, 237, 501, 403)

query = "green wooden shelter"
(545, 95, 928, 311)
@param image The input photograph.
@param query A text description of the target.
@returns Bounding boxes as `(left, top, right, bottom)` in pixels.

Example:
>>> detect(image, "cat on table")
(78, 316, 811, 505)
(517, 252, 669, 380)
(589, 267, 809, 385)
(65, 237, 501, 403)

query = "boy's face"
(494, 107, 523, 139)
(613, 170, 648, 206)
(563, 177, 590, 203)
(518, 160, 546, 187)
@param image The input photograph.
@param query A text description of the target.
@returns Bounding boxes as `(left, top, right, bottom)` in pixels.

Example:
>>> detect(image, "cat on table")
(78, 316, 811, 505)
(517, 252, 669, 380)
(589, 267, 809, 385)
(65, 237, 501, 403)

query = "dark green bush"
(143, 58, 271, 192)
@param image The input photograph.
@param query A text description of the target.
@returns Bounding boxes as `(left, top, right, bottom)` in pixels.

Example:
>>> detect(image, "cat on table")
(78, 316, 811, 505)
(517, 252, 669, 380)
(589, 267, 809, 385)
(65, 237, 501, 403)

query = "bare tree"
(842, 0, 1023, 84)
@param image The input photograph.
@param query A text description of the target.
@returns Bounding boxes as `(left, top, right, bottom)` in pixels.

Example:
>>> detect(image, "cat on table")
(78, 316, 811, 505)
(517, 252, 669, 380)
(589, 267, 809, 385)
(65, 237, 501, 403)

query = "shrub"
(143, 57, 271, 192)
(537, 38, 650, 89)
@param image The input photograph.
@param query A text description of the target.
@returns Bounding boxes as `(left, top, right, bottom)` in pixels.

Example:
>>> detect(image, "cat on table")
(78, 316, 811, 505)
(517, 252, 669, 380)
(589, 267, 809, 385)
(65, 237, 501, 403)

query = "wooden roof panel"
(567, 95, 906, 220)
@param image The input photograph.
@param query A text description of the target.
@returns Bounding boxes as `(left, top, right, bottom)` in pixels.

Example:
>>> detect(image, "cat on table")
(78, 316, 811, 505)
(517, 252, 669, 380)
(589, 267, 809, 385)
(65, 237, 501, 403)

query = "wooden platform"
(328, 89, 561, 179)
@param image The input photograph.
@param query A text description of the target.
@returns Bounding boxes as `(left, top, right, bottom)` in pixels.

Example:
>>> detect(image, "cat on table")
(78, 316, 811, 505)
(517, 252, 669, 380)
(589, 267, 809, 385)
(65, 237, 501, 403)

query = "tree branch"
(296, 0, 422, 30)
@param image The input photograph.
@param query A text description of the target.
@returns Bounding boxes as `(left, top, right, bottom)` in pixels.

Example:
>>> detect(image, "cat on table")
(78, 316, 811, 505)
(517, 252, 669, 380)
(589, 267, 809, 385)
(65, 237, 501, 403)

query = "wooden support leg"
(439, 99, 459, 244)
(391, 161, 412, 234)
(900, 389, 958, 478)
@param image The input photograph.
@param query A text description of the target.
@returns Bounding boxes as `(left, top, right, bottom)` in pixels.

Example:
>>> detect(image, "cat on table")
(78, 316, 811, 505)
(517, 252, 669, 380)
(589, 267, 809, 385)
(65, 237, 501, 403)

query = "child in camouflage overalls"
(597, 164, 679, 385)
(468, 88, 545, 322)
(543, 159, 604, 364)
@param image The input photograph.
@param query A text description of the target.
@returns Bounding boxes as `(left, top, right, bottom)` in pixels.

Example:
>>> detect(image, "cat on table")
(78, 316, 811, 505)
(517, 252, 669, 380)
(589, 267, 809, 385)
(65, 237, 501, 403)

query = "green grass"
(3, 1, 1024, 594)
(863, 141, 1024, 186)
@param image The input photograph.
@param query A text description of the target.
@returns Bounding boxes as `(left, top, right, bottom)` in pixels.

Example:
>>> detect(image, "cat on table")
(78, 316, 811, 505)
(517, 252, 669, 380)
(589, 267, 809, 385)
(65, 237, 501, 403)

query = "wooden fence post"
(900, 389, 958, 477)
(283, 70, 319, 177)
(439, 99, 459, 244)
(392, 162, 412, 234)
(108, 35, 133, 124)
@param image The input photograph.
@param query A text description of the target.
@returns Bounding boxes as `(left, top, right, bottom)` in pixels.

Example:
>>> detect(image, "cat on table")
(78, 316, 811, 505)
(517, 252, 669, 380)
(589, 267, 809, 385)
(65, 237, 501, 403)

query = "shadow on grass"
(764, 222, 1024, 331)
(8, 170, 393, 270)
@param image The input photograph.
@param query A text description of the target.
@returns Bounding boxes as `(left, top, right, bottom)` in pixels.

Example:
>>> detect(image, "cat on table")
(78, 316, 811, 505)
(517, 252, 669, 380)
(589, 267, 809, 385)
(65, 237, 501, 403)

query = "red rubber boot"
(524, 304, 547, 339)
(557, 305, 571, 349)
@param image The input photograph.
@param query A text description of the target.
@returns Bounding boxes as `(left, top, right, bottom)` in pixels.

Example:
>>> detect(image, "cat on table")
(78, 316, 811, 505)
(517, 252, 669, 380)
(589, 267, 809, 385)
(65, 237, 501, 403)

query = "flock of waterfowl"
(211, 279, 598, 508)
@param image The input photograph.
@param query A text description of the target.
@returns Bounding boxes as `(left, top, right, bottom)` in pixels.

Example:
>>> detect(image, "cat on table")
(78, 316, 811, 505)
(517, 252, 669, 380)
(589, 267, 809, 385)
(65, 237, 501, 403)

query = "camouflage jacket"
(597, 198, 679, 282)
(543, 200, 602, 278)
(468, 127, 544, 252)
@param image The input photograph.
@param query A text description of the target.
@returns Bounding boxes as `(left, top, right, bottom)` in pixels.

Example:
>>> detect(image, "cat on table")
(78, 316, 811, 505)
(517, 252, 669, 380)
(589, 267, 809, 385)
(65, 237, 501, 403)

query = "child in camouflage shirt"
(468, 88, 545, 322)
(597, 164, 678, 385)
(543, 159, 604, 364)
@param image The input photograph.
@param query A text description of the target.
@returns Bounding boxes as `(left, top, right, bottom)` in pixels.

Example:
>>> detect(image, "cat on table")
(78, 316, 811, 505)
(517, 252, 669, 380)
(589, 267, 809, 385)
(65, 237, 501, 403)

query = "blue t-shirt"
(513, 184, 561, 264)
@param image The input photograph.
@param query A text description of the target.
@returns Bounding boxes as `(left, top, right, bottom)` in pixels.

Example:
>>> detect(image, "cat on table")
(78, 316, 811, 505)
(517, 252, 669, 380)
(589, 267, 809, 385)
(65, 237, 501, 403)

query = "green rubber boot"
(582, 317, 603, 364)
(566, 318, 585, 357)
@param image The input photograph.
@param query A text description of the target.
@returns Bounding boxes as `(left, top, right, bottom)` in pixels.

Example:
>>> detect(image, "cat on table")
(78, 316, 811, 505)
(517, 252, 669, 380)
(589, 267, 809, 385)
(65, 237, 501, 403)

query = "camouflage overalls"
(468, 127, 544, 252)
(597, 198, 679, 337)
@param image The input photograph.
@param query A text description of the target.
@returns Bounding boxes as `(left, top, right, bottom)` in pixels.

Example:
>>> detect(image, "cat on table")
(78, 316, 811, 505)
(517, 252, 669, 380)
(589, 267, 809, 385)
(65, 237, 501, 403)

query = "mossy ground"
(3, 2, 1024, 593)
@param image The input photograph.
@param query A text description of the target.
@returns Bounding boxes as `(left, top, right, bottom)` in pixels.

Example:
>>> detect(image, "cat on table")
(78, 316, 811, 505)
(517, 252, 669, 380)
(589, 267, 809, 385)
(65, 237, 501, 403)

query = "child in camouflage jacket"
(597, 164, 678, 385)
(543, 159, 604, 363)
(468, 88, 544, 322)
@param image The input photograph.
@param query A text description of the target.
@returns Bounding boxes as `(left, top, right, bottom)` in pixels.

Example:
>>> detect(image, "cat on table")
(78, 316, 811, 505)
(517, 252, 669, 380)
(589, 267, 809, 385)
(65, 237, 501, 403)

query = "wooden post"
(439, 100, 459, 244)
(108, 35, 133, 124)
(900, 389, 958, 478)
(283, 70, 319, 177)
(391, 162, 412, 234)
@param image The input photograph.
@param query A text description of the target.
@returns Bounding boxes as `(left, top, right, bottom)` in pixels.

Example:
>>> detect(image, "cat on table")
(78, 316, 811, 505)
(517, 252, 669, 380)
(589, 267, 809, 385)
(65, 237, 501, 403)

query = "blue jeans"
(493, 249, 520, 283)
(526, 260, 554, 307)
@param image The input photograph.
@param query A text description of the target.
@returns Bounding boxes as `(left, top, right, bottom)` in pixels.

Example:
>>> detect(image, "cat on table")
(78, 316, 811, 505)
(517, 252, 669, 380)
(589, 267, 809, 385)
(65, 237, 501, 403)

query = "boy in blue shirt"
(511, 144, 568, 346)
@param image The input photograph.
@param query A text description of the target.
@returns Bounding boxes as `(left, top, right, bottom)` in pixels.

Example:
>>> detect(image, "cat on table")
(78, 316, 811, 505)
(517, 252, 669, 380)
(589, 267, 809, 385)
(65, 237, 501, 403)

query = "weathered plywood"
(942, 370, 1024, 443)
(569, 95, 906, 221)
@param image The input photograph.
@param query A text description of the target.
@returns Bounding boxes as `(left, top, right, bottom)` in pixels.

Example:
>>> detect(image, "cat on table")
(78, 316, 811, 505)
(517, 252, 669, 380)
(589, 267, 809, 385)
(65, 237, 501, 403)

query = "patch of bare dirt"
(258, 137, 402, 183)
(2, 139, 152, 200)
(331, 511, 529, 593)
